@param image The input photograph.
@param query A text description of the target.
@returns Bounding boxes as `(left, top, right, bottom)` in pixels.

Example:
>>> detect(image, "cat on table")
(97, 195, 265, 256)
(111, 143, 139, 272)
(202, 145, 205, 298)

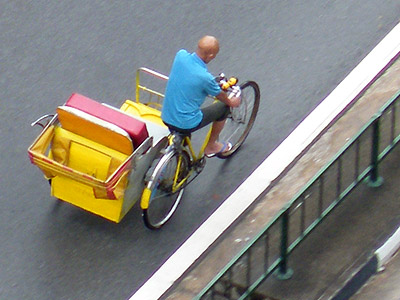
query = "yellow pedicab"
(28, 68, 260, 229)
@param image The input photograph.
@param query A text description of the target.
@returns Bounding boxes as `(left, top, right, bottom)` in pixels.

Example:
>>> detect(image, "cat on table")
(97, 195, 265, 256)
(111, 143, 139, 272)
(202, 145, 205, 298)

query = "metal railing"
(196, 90, 400, 299)
(135, 67, 168, 109)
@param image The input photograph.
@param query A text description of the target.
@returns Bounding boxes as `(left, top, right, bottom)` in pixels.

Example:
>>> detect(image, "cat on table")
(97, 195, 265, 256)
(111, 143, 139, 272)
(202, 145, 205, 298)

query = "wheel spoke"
(142, 151, 190, 229)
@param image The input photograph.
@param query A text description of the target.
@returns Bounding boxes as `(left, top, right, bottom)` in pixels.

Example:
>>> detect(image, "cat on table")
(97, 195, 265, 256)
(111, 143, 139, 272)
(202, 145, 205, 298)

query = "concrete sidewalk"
(256, 142, 400, 300)
(162, 56, 400, 299)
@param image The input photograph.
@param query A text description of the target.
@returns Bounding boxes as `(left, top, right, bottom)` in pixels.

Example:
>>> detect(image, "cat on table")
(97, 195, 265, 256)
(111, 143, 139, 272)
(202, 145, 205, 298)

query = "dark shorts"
(164, 101, 230, 134)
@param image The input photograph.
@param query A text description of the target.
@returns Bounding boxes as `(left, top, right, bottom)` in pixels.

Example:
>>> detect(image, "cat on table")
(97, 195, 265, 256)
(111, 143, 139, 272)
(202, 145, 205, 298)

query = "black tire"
(217, 81, 260, 158)
(142, 150, 191, 229)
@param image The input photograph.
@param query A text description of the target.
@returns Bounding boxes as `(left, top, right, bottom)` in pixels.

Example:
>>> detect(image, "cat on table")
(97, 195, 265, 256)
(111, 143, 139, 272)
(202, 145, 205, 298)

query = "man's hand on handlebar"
(215, 73, 241, 108)
(229, 95, 241, 107)
(216, 90, 241, 108)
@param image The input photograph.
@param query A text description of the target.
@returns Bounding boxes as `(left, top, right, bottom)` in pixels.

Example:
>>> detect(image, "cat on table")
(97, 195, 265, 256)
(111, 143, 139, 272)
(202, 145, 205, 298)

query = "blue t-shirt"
(161, 49, 221, 129)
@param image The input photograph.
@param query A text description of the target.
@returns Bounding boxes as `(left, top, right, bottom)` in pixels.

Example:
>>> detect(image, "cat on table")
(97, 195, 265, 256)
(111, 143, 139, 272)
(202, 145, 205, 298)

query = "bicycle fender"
(140, 187, 152, 209)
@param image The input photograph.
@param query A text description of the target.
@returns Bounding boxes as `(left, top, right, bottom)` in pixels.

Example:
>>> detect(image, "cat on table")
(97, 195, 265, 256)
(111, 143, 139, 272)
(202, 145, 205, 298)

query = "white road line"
(376, 226, 400, 270)
(129, 22, 400, 300)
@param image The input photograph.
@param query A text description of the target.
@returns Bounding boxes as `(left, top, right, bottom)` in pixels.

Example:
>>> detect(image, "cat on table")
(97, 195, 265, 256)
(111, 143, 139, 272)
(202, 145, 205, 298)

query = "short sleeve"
(204, 74, 221, 97)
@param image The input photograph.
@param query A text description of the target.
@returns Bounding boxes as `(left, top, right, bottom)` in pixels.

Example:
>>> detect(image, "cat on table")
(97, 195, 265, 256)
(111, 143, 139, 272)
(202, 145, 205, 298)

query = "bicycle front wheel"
(217, 81, 260, 158)
(141, 150, 191, 230)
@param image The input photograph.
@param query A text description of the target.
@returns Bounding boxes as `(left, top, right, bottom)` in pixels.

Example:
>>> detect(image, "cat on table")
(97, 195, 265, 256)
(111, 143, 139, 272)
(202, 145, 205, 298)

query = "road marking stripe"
(376, 226, 400, 270)
(129, 22, 400, 300)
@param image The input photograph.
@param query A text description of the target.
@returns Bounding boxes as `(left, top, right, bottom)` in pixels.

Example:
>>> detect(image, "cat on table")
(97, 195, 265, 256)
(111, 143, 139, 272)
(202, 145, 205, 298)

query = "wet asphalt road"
(0, 1, 399, 299)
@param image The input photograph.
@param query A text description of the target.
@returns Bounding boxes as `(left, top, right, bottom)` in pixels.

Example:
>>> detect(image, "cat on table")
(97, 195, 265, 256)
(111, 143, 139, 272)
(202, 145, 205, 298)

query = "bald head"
(196, 35, 220, 64)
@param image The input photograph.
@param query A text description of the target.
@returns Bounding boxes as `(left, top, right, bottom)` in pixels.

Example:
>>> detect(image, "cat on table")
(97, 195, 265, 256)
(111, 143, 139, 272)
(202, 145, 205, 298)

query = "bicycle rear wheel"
(141, 150, 190, 230)
(217, 81, 260, 158)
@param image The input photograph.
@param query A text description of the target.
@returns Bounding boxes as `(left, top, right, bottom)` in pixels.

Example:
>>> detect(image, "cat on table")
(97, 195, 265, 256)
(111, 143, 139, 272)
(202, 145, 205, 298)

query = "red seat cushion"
(65, 93, 149, 148)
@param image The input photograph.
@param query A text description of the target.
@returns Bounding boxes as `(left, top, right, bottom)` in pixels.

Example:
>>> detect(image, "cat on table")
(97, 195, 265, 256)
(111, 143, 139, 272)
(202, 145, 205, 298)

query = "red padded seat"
(65, 93, 149, 148)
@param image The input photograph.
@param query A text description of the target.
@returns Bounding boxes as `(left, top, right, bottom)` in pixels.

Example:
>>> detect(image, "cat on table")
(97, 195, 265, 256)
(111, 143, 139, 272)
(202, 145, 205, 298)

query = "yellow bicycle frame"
(140, 127, 212, 209)
(169, 126, 213, 193)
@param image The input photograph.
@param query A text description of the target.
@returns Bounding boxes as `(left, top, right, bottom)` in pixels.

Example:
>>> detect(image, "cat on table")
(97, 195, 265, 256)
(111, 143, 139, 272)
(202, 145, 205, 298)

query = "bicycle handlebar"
(215, 73, 238, 90)
(228, 86, 241, 99)
(215, 73, 241, 99)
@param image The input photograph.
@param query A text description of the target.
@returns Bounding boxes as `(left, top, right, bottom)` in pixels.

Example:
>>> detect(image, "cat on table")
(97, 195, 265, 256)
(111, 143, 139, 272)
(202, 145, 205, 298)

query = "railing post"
(135, 69, 140, 103)
(366, 117, 384, 187)
(275, 210, 293, 280)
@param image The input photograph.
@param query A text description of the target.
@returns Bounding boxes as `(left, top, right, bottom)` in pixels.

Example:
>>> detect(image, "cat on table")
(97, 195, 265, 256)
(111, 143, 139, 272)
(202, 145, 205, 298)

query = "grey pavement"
(163, 57, 400, 298)
(7, 3, 400, 299)
(2, 3, 400, 299)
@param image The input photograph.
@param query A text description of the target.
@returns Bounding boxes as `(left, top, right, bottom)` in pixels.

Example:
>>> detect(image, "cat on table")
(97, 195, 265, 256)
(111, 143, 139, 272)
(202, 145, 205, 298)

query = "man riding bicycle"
(161, 35, 241, 158)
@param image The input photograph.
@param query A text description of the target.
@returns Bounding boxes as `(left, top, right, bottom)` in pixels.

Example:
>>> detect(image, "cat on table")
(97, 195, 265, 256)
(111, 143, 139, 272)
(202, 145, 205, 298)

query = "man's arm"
(215, 91, 241, 108)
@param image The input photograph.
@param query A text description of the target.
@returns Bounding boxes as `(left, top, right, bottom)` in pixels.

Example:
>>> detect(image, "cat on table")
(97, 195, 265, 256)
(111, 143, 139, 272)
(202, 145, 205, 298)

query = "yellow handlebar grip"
(222, 82, 230, 90)
(228, 77, 238, 86)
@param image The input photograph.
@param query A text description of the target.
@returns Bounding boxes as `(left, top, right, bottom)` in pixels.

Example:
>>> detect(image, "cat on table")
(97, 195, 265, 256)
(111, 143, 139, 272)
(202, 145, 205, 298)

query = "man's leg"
(195, 101, 230, 156)
(204, 119, 227, 155)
